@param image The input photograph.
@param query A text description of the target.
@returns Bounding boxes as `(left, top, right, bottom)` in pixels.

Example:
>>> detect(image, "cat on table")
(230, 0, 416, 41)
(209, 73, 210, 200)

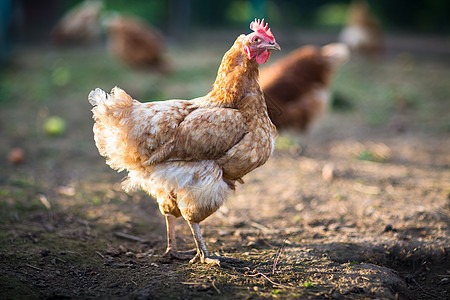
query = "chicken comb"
(250, 18, 274, 40)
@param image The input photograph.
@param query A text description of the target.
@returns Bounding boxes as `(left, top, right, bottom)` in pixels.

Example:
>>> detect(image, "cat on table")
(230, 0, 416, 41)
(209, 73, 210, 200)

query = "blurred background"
(1, 0, 449, 177)
(2, 0, 450, 41)
(1, 0, 450, 58)
(0, 0, 449, 167)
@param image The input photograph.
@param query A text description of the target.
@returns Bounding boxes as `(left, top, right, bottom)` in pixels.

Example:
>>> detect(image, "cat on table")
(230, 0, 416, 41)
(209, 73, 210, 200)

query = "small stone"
(331, 292, 340, 299)
(322, 163, 335, 181)
(40, 248, 51, 257)
(383, 224, 394, 232)
(8, 148, 25, 165)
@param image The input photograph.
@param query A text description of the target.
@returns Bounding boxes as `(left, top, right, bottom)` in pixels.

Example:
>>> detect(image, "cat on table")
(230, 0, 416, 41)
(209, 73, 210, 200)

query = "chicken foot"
(162, 215, 196, 260)
(188, 221, 242, 266)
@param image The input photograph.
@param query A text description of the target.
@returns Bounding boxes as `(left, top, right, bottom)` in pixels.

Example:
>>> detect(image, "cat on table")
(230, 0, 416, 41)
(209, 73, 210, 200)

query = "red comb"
(250, 18, 274, 40)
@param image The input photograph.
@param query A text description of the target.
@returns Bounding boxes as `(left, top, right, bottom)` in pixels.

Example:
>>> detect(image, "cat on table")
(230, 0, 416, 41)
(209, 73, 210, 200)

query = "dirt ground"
(0, 33, 449, 299)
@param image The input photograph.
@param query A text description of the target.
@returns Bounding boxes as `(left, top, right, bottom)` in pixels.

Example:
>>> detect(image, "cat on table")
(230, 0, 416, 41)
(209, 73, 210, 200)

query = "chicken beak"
(266, 42, 281, 51)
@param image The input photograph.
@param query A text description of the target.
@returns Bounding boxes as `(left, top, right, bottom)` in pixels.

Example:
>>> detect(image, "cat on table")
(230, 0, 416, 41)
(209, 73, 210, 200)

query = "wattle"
(256, 50, 271, 64)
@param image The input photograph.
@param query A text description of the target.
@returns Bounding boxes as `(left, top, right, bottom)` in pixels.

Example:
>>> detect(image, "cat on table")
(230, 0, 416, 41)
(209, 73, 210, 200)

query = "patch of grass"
(90, 195, 103, 206)
(0, 73, 19, 105)
(8, 177, 38, 189)
(14, 197, 46, 212)
(356, 149, 387, 163)
(349, 260, 360, 266)
(331, 91, 354, 111)
(315, 3, 348, 27)
(275, 135, 302, 154)
(333, 58, 450, 131)
(357, 150, 377, 162)
(302, 282, 315, 288)
(335, 193, 346, 201)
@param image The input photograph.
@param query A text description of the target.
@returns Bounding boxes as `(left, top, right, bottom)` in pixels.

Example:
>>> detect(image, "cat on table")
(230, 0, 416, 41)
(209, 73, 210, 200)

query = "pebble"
(322, 163, 335, 181)
(383, 224, 394, 232)
(8, 148, 25, 164)
(331, 292, 340, 299)
(41, 248, 51, 257)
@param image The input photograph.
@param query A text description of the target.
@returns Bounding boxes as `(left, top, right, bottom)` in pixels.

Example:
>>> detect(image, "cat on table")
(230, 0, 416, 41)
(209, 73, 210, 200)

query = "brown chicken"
(339, 0, 384, 56)
(89, 19, 279, 265)
(51, 0, 103, 45)
(105, 15, 171, 73)
(260, 43, 349, 131)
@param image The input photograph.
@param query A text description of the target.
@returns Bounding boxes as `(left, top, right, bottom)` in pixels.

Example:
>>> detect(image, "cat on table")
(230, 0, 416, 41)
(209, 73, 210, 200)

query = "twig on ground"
(212, 280, 221, 294)
(249, 221, 271, 232)
(96, 251, 106, 259)
(114, 232, 148, 243)
(181, 281, 204, 285)
(56, 257, 67, 263)
(246, 272, 293, 289)
(25, 263, 43, 271)
(272, 233, 292, 274)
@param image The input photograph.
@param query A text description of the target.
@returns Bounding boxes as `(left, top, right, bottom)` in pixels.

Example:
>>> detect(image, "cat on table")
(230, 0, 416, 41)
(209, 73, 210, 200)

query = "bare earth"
(0, 35, 449, 299)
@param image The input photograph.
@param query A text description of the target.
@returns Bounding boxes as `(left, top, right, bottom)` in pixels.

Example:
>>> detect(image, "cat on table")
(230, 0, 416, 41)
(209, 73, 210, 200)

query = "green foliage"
(331, 91, 354, 111)
(356, 150, 388, 163)
(303, 282, 315, 288)
(0, 73, 17, 105)
(56, 0, 450, 33)
(274, 135, 302, 154)
(315, 3, 348, 27)
(105, 0, 167, 26)
(51, 64, 71, 87)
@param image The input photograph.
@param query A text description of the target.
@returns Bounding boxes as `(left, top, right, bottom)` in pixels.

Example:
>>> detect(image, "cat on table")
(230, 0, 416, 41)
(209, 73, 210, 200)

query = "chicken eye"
(253, 37, 260, 43)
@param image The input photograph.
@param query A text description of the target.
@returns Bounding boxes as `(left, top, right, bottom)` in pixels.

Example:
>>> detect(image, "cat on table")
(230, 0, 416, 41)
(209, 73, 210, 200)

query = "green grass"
(302, 282, 316, 288)
(331, 58, 450, 131)
(357, 149, 386, 163)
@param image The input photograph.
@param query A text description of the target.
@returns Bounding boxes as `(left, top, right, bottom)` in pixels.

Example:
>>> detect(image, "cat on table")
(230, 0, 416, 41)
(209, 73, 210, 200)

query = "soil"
(0, 33, 449, 299)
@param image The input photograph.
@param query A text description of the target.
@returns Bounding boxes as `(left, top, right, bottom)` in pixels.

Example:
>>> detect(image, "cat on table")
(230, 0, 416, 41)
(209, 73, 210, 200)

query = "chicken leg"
(162, 215, 196, 260)
(187, 221, 221, 265)
(187, 221, 243, 266)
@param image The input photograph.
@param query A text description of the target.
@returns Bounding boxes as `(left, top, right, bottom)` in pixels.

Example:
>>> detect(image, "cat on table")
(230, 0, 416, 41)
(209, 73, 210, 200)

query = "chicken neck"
(203, 35, 261, 108)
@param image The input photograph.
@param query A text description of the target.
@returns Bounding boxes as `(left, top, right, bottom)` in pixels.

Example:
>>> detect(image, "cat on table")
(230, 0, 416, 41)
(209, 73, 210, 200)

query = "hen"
(260, 43, 349, 131)
(51, 0, 103, 45)
(105, 15, 171, 73)
(89, 19, 279, 265)
(339, 0, 384, 56)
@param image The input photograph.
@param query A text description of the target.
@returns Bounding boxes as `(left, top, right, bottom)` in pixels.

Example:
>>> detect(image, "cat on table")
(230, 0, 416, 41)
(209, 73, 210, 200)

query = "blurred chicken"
(89, 19, 279, 265)
(260, 43, 349, 131)
(51, 0, 103, 45)
(339, 0, 384, 56)
(105, 15, 171, 73)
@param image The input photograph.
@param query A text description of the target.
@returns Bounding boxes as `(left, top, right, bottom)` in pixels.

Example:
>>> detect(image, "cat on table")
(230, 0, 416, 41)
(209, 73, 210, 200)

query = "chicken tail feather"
(88, 86, 133, 107)
(89, 86, 140, 172)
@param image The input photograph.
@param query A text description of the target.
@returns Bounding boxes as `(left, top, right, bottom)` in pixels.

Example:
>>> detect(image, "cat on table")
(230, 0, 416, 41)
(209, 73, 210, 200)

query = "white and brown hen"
(89, 19, 280, 265)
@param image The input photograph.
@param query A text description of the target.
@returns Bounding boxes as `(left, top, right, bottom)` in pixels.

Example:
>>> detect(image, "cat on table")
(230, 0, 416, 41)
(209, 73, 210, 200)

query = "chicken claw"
(163, 248, 197, 260)
(187, 222, 242, 266)
(189, 253, 242, 266)
(189, 254, 221, 266)
(162, 215, 197, 260)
